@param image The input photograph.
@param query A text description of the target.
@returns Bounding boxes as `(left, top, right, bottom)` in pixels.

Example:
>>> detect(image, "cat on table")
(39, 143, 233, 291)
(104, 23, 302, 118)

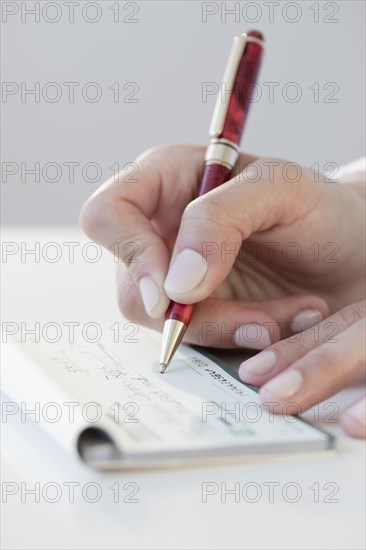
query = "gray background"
(1, 0, 365, 225)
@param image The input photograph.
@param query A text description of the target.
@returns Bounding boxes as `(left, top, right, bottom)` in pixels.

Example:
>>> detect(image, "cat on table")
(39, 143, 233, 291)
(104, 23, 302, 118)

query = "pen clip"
(209, 33, 248, 138)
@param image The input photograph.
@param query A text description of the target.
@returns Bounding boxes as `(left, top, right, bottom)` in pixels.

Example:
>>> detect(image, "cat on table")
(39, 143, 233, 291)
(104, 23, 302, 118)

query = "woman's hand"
(238, 299, 366, 439)
(80, 144, 365, 437)
(80, 144, 365, 350)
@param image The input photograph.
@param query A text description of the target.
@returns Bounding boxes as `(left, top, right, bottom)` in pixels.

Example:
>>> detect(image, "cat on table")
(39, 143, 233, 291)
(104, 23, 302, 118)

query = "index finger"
(80, 144, 257, 318)
(79, 144, 204, 318)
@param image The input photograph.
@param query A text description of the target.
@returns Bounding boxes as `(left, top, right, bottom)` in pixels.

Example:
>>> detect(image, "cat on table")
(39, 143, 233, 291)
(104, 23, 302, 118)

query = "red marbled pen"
(160, 30, 265, 373)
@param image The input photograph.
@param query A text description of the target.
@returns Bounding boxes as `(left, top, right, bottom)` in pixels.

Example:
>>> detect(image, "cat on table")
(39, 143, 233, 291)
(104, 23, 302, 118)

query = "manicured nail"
(139, 276, 162, 317)
(164, 249, 207, 294)
(345, 399, 366, 427)
(291, 309, 322, 333)
(239, 351, 276, 378)
(262, 369, 303, 400)
(234, 324, 272, 350)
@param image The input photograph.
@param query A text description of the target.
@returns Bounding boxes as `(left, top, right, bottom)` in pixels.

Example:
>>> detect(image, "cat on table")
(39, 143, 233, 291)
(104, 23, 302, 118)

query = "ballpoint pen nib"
(160, 363, 167, 374)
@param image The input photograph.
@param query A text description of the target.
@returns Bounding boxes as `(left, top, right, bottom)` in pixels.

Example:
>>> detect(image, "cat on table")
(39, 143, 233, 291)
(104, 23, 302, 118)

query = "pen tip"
(160, 364, 167, 374)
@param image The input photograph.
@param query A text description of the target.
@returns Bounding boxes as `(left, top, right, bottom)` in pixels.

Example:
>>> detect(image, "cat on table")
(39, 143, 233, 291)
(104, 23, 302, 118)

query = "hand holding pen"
(80, 32, 365, 438)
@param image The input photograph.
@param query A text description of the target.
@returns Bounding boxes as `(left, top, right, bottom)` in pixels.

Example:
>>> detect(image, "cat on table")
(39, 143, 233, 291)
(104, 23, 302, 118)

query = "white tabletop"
(1, 227, 365, 550)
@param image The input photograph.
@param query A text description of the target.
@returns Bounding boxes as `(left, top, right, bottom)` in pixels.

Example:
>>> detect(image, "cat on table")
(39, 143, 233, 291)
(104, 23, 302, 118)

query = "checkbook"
(2, 326, 334, 470)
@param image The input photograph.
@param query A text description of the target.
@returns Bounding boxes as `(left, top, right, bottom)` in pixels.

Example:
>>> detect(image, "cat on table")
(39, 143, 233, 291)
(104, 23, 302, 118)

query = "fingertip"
(139, 276, 170, 319)
(238, 351, 277, 383)
(291, 309, 323, 333)
(145, 293, 170, 319)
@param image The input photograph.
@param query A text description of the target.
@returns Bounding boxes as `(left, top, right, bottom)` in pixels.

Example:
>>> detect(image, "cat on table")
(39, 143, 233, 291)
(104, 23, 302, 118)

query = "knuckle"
(79, 197, 99, 241)
(80, 194, 154, 276)
(116, 237, 152, 278)
(182, 195, 240, 238)
(117, 277, 140, 322)
(79, 190, 113, 242)
(339, 300, 366, 325)
(272, 337, 306, 356)
(135, 144, 168, 165)
(117, 294, 135, 322)
(136, 143, 191, 167)
(117, 238, 142, 268)
(309, 344, 342, 377)
(183, 194, 220, 219)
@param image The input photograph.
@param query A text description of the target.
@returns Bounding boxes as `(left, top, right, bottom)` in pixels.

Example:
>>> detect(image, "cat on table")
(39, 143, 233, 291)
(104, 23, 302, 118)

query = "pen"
(160, 30, 265, 373)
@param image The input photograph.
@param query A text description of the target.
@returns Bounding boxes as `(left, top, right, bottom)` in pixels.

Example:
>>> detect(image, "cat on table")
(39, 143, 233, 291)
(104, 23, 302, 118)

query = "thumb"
(163, 159, 320, 304)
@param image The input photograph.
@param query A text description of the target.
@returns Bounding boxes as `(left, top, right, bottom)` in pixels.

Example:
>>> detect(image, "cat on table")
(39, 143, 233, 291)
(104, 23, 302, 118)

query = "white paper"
(1, 325, 332, 465)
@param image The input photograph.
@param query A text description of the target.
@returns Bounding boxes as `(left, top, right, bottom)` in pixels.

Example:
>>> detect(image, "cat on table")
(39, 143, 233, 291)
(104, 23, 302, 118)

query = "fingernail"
(239, 351, 276, 378)
(139, 276, 162, 318)
(291, 309, 322, 333)
(164, 249, 207, 294)
(345, 400, 366, 427)
(234, 324, 272, 350)
(262, 370, 303, 400)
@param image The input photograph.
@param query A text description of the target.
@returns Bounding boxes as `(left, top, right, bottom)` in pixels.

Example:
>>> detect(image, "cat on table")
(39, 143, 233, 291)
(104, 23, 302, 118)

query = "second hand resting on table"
(80, 144, 366, 439)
